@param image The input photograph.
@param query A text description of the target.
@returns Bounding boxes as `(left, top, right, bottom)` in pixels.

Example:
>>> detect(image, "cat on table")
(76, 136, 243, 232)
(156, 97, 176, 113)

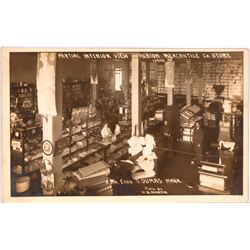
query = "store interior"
(10, 52, 244, 196)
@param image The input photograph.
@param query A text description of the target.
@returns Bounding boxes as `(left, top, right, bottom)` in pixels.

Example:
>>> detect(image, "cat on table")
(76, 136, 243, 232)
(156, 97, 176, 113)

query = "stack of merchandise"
(180, 105, 201, 126)
(128, 134, 157, 180)
(73, 161, 113, 195)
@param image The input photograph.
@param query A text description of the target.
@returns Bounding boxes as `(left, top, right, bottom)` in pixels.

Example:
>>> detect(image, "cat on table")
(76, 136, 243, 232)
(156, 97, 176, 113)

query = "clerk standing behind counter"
(163, 104, 181, 145)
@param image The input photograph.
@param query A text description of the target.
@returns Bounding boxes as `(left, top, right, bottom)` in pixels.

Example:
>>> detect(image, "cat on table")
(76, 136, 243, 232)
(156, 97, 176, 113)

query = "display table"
(62, 132, 130, 171)
(97, 132, 130, 161)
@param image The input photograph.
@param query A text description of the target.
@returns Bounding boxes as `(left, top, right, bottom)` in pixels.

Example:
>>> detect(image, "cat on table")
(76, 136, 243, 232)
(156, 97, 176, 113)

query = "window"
(115, 68, 122, 91)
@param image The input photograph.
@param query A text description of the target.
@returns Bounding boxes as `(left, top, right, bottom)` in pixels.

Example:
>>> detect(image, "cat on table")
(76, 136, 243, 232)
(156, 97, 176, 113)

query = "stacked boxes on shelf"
(11, 123, 43, 174)
(10, 82, 42, 196)
(62, 105, 102, 169)
(157, 64, 167, 94)
(10, 82, 38, 122)
(172, 60, 243, 103)
(202, 60, 243, 100)
(173, 66, 186, 95)
(62, 79, 103, 168)
(10, 82, 42, 172)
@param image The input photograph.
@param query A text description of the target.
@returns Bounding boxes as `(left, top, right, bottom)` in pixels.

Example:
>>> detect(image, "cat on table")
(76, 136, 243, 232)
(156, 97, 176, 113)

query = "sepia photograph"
(1, 48, 248, 202)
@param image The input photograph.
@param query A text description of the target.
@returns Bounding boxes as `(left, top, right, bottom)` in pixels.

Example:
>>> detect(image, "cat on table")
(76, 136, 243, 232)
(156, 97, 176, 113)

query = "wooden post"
(131, 54, 142, 136)
(92, 84, 97, 106)
(110, 64, 115, 92)
(197, 77, 203, 105)
(164, 60, 175, 106)
(185, 60, 193, 105)
(186, 83, 192, 105)
(195, 63, 203, 105)
(90, 60, 98, 106)
(167, 87, 173, 106)
(37, 52, 63, 193)
(145, 61, 150, 96)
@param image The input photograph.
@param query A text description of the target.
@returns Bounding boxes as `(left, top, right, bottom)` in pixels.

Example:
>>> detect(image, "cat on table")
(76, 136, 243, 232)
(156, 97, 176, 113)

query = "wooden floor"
(156, 138, 243, 195)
